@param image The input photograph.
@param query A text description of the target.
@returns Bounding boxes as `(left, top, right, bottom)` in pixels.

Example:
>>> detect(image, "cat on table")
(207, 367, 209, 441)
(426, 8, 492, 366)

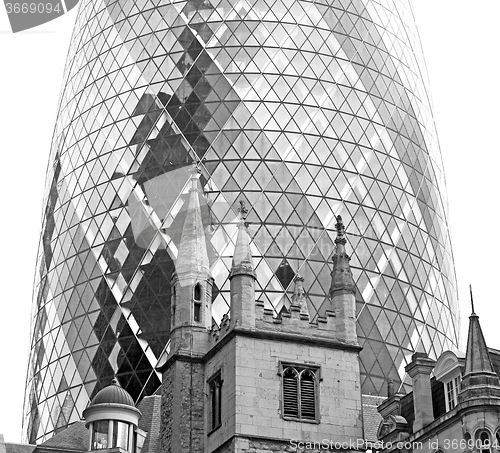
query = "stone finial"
(335, 214, 347, 246)
(229, 201, 256, 280)
(238, 199, 248, 222)
(329, 215, 356, 296)
(175, 165, 210, 286)
(291, 273, 309, 318)
(188, 162, 202, 189)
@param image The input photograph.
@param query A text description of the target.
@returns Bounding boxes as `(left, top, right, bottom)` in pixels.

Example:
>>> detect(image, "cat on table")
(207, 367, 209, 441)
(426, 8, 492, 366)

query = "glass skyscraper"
(24, 0, 460, 443)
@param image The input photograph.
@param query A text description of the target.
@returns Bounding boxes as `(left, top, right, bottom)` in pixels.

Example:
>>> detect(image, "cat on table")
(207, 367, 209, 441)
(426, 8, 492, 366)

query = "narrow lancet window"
(193, 283, 202, 322)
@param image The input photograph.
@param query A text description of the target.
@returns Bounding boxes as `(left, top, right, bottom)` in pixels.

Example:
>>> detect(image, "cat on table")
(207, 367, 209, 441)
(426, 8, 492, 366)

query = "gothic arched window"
(281, 364, 319, 421)
(194, 283, 201, 301)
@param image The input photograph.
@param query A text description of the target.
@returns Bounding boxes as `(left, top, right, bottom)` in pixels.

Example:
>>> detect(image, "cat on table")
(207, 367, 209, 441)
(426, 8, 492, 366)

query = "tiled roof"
(137, 395, 161, 453)
(5, 444, 36, 453)
(39, 422, 88, 451)
(362, 395, 385, 443)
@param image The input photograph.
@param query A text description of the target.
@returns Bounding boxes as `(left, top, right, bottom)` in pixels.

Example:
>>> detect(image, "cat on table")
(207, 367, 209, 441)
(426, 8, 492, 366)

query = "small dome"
(90, 379, 135, 407)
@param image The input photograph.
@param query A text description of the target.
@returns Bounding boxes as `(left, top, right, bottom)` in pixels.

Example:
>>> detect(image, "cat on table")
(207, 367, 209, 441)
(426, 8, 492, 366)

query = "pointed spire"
(464, 311, 496, 376)
(291, 272, 309, 317)
(329, 215, 356, 296)
(175, 164, 210, 286)
(229, 201, 256, 280)
(459, 306, 500, 402)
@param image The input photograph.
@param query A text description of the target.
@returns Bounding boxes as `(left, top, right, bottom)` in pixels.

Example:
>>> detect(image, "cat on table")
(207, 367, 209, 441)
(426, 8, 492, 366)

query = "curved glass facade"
(24, 0, 460, 442)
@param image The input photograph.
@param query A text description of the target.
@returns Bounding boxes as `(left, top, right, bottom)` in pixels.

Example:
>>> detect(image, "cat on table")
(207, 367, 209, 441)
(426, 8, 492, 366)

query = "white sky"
(0, 0, 499, 443)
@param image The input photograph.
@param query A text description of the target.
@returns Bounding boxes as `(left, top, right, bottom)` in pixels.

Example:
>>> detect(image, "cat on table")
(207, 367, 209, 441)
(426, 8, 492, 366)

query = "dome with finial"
(89, 379, 135, 407)
(82, 378, 141, 451)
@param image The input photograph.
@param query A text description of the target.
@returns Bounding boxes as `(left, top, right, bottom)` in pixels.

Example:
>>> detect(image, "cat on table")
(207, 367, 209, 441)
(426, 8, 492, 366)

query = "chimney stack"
(405, 352, 436, 432)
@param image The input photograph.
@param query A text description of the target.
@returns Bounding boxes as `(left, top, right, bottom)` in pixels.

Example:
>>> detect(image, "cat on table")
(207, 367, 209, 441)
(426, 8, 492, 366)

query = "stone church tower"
(159, 169, 364, 452)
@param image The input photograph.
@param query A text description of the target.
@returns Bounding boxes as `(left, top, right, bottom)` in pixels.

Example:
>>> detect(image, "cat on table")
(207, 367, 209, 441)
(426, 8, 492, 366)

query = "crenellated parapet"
(208, 313, 232, 343)
(253, 297, 355, 344)
(206, 204, 359, 347)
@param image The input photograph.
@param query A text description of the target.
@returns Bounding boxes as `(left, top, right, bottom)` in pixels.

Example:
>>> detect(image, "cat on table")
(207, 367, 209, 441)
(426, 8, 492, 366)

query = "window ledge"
(282, 416, 320, 424)
(207, 424, 222, 436)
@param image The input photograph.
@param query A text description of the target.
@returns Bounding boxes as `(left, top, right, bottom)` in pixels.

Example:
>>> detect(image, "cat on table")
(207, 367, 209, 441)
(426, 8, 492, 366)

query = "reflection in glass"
(112, 421, 129, 450)
(92, 421, 109, 450)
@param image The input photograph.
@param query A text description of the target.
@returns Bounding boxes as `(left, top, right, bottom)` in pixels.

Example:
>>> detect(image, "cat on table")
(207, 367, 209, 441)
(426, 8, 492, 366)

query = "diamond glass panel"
(24, 0, 460, 442)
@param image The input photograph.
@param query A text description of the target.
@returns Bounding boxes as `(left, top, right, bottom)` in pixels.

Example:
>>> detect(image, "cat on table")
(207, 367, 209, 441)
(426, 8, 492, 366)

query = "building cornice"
(158, 324, 362, 372)
(204, 325, 362, 362)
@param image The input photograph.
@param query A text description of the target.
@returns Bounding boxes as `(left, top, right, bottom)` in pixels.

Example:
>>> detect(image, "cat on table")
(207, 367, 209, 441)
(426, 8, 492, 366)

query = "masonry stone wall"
(461, 407, 500, 441)
(422, 421, 465, 453)
(160, 365, 173, 452)
(233, 335, 363, 444)
(160, 360, 205, 453)
(211, 435, 362, 452)
(206, 338, 237, 452)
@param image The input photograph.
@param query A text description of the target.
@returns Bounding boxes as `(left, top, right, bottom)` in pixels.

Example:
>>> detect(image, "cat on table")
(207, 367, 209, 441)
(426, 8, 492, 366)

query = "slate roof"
(362, 395, 385, 442)
(4, 444, 36, 453)
(137, 395, 161, 453)
(38, 422, 88, 451)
